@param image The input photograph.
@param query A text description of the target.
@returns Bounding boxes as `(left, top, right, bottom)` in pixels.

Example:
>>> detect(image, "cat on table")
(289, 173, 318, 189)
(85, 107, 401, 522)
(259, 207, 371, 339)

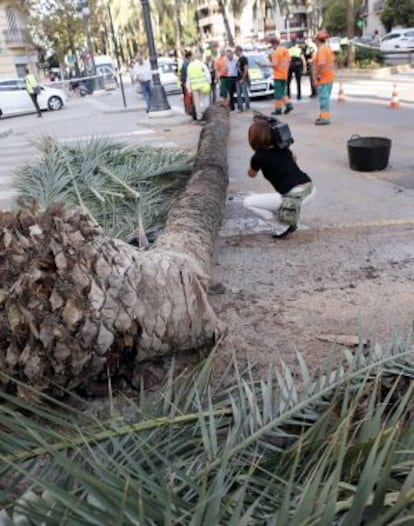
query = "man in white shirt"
(133, 54, 152, 112)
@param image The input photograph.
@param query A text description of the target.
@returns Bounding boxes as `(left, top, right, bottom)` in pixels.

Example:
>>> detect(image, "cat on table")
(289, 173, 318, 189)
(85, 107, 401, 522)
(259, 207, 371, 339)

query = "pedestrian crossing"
(0, 129, 180, 210)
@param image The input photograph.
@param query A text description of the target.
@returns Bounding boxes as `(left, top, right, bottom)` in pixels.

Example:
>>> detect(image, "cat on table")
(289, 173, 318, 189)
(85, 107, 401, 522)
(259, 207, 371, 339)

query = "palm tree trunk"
(346, 0, 355, 67)
(218, 0, 235, 47)
(173, 0, 184, 52)
(0, 106, 230, 398)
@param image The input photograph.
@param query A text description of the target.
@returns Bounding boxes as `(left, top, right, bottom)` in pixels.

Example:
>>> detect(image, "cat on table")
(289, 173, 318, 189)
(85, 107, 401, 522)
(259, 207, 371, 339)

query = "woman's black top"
(250, 147, 311, 195)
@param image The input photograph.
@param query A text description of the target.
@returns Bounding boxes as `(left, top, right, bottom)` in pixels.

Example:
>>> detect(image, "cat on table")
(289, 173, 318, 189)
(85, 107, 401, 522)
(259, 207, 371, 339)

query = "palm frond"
(14, 137, 194, 243)
(0, 334, 414, 524)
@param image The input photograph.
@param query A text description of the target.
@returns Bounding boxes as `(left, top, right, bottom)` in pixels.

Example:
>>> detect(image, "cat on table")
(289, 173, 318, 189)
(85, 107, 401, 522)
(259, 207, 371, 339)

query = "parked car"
(157, 57, 181, 95)
(135, 57, 181, 96)
(245, 53, 274, 98)
(0, 78, 67, 118)
(380, 28, 414, 51)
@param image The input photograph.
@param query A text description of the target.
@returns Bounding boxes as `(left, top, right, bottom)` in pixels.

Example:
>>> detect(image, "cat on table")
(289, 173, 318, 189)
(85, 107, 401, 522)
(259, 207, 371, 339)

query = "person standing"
(235, 45, 250, 112)
(287, 39, 307, 100)
(133, 54, 152, 113)
(313, 29, 335, 125)
(305, 37, 317, 97)
(186, 52, 211, 122)
(225, 48, 238, 111)
(214, 48, 228, 102)
(24, 68, 42, 117)
(268, 37, 293, 115)
(179, 50, 193, 115)
(204, 49, 216, 104)
(243, 117, 316, 239)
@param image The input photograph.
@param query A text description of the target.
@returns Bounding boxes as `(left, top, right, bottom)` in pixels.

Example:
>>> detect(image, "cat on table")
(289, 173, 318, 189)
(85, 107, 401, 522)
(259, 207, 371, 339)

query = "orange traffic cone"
(389, 83, 400, 109)
(337, 82, 346, 102)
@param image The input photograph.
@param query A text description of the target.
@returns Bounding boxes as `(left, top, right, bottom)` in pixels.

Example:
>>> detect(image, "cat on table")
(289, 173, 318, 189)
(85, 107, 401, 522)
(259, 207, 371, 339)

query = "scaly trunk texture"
(0, 105, 230, 398)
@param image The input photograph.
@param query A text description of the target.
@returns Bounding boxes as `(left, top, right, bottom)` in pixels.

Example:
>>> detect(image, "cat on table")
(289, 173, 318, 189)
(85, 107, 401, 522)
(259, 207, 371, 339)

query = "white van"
(94, 55, 116, 88)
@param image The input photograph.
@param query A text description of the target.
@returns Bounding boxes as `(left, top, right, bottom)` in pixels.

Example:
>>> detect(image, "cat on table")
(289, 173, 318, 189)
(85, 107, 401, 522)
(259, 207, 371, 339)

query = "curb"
(0, 128, 12, 139)
(337, 64, 412, 80)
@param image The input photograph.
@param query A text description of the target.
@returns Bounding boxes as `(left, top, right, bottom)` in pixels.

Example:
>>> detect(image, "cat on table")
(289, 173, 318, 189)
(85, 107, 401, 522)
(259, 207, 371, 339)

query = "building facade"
(196, 0, 320, 47)
(360, 0, 386, 36)
(196, 0, 391, 47)
(0, 1, 37, 78)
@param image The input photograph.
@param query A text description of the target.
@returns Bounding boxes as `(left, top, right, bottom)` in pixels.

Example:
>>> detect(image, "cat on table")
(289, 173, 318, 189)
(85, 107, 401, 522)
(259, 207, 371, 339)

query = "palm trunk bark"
(0, 105, 230, 398)
(346, 0, 355, 67)
(218, 0, 235, 47)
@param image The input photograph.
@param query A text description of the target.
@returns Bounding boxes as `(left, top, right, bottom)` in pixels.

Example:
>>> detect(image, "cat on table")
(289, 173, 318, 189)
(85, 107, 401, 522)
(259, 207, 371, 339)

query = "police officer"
(24, 68, 42, 117)
(287, 39, 307, 100)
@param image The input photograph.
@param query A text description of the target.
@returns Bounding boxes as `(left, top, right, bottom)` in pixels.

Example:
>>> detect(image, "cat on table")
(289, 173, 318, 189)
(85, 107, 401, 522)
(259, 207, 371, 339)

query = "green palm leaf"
(14, 137, 194, 243)
(1, 335, 414, 524)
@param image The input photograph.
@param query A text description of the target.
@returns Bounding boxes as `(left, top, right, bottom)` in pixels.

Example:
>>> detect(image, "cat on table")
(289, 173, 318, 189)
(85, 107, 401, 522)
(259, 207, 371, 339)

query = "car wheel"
(48, 96, 63, 111)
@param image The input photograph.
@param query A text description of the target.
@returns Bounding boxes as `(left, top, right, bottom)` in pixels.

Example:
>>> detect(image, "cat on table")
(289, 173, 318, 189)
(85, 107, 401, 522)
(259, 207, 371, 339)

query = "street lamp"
(77, 0, 97, 81)
(140, 0, 172, 115)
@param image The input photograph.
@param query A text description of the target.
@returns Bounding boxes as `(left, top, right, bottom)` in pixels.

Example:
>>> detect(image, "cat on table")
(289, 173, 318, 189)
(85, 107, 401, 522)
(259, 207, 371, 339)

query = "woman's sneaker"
(272, 225, 297, 239)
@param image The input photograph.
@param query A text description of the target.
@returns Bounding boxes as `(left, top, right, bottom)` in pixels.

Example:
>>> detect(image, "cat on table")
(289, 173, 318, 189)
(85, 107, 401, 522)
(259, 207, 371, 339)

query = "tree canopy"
(381, 0, 414, 32)
(321, 0, 363, 36)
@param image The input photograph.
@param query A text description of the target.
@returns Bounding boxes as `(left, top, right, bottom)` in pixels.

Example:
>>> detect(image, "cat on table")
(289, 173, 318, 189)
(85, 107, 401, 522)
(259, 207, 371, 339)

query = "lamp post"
(77, 0, 97, 85)
(140, 0, 172, 115)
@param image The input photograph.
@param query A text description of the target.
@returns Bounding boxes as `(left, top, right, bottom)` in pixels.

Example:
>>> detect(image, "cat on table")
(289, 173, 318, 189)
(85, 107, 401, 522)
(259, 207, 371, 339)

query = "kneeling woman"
(243, 118, 316, 238)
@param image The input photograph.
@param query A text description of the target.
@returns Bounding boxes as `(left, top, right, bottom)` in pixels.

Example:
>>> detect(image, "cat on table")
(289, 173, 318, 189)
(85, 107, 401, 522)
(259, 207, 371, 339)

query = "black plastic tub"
(347, 135, 392, 172)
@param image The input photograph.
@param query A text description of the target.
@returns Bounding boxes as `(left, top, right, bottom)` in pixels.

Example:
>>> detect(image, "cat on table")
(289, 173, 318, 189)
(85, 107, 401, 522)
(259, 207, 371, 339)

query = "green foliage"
(14, 136, 193, 243)
(1, 336, 414, 524)
(322, 0, 363, 36)
(354, 46, 385, 68)
(381, 0, 414, 33)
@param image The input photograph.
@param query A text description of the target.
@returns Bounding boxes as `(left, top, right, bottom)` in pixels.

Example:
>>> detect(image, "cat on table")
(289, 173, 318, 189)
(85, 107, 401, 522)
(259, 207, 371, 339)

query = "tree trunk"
(346, 0, 355, 68)
(218, 0, 235, 47)
(173, 0, 184, 53)
(0, 105, 230, 399)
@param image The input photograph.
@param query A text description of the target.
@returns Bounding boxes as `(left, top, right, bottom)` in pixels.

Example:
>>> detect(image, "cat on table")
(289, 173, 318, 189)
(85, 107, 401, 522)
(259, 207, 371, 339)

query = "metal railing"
(3, 28, 32, 47)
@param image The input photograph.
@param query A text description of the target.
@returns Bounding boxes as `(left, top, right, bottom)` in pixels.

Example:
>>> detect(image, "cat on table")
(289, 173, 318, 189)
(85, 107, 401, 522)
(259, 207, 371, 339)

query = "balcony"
(3, 28, 32, 48)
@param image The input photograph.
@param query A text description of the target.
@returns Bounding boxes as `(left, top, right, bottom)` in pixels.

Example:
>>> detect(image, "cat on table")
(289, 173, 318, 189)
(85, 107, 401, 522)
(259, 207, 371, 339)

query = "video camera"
(253, 111, 294, 149)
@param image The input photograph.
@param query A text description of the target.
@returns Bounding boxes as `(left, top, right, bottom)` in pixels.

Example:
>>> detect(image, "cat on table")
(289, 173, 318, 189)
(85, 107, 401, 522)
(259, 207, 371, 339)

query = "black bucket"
(347, 135, 392, 172)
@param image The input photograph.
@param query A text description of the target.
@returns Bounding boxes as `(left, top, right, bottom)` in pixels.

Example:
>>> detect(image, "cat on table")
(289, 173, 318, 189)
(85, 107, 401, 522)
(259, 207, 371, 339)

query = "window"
(16, 64, 28, 78)
(382, 33, 400, 41)
(5, 8, 18, 34)
(0, 80, 19, 91)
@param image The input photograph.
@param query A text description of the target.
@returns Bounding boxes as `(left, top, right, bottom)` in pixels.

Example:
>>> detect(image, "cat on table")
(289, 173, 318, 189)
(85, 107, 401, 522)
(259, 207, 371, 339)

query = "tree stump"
(0, 105, 230, 397)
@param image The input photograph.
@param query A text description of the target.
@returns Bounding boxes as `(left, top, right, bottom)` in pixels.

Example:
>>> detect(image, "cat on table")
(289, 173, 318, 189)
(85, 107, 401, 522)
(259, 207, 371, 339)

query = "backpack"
(278, 196, 302, 226)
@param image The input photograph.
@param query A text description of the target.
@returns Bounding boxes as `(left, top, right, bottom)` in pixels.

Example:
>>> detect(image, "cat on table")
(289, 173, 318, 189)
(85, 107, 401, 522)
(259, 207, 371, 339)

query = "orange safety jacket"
(271, 47, 291, 80)
(313, 43, 335, 85)
(214, 56, 228, 78)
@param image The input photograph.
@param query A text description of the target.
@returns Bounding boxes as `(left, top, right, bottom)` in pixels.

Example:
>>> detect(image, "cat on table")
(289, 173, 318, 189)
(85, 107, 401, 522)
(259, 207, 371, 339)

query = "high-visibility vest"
(289, 45, 302, 59)
(313, 43, 335, 85)
(271, 47, 291, 80)
(25, 74, 38, 94)
(187, 60, 210, 93)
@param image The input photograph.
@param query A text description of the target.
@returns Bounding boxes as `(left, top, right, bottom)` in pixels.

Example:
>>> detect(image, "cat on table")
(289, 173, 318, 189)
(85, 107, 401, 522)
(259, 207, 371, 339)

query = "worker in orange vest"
(313, 28, 335, 125)
(214, 48, 229, 102)
(268, 37, 293, 115)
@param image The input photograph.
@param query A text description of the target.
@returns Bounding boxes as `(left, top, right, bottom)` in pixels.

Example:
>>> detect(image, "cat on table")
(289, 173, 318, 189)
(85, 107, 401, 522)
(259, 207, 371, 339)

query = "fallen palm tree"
(0, 105, 230, 397)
